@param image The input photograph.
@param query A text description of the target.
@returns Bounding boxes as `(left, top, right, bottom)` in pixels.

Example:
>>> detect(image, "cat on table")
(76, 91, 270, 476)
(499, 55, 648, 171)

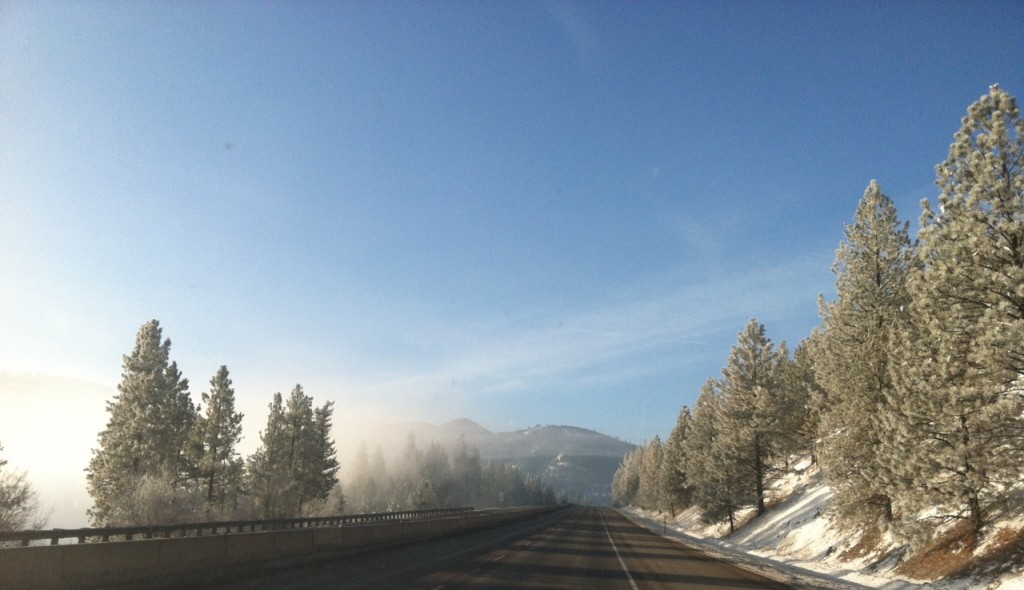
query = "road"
(197, 507, 793, 589)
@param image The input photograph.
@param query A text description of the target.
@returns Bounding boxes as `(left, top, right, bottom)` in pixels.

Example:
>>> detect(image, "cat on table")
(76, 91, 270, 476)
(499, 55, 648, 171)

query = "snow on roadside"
(623, 457, 1023, 590)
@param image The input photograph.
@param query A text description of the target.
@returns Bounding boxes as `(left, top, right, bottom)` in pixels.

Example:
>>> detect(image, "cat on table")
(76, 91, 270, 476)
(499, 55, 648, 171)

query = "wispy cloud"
(344, 254, 827, 405)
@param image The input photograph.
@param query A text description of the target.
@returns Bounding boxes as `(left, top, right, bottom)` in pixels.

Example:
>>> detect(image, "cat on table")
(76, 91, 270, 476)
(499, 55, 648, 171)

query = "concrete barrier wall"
(0, 507, 562, 589)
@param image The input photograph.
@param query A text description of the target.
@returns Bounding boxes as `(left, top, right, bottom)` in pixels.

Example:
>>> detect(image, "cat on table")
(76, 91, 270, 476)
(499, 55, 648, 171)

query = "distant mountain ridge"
(360, 418, 636, 505)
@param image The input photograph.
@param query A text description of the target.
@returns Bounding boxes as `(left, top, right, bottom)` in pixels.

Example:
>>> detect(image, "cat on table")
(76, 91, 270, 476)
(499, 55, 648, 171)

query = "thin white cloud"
(343, 254, 827, 405)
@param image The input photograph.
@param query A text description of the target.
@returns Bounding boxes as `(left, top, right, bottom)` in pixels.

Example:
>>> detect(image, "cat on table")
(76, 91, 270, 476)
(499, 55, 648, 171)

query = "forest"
(612, 85, 1024, 549)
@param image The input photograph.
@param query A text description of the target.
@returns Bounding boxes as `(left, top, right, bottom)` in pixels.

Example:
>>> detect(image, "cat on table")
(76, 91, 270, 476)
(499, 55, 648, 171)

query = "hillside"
(346, 419, 635, 505)
(484, 425, 636, 505)
(626, 457, 1024, 589)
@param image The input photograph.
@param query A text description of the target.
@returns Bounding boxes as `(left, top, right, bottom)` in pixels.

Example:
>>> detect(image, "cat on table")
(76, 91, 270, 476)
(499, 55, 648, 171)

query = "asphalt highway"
(198, 507, 793, 589)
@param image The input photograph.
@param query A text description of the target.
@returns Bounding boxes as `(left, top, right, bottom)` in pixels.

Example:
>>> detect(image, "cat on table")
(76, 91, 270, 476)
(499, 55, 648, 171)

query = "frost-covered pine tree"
(891, 85, 1024, 537)
(716, 319, 789, 516)
(637, 435, 664, 510)
(246, 392, 290, 518)
(248, 385, 340, 517)
(611, 446, 642, 507)
(660, 406, 693, 516)
(86, 320, 198, 526)
(815, 181, 914, 526)
(192, 365, 244, 518)
(781, 337, 826, 464)
(312, 401, 340, 506)
(683, 378, 749, 532)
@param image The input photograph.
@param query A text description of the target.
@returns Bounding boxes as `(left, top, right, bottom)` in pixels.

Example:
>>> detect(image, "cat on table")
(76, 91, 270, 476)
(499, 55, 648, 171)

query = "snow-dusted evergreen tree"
(246, 385, 339, 517)
(892, 85, 1024, 537)
(312, 401, 340, 503)
(781, 337, 826, 464)
(246, 392, 290, 518)
(636, 435, 664, 510)
(86, 320, 198, 526)
(716, 319, 789, 516)
(611, 447, 642, 507)
(815, 181, 914, 526)
(192, 365, 244, 518)
(660, 406, 693, 516)
(683, 378, 748, 532)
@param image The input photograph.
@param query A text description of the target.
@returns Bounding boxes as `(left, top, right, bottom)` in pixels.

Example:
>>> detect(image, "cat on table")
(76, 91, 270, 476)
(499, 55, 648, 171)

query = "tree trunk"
(754, 438, 766, 516)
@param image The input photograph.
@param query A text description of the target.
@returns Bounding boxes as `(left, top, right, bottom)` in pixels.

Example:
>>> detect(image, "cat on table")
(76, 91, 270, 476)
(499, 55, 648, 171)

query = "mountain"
(478, 425, 636, 505)
(441, 418, 494, 438)
(349, 419, 635, 505)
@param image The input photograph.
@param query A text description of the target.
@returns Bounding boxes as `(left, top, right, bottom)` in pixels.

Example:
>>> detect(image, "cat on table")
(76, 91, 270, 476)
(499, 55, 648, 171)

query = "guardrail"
(0, 507, 474, 547)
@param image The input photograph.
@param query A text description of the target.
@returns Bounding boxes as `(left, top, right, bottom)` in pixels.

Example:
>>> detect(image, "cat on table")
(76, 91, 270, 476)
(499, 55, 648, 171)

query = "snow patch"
(624, 456, 1023, 590)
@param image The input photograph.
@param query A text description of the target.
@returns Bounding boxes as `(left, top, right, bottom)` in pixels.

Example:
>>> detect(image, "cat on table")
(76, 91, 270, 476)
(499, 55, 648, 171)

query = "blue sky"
(1, 1, 1022, 523)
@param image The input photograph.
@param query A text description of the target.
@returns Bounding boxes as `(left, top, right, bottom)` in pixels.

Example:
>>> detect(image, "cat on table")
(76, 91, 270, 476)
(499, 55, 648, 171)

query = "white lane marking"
(599, 510, 639, 590)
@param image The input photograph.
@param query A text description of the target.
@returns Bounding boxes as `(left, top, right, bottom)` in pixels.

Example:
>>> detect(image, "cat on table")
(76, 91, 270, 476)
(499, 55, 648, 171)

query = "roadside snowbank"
(623, 457, 1024, 590)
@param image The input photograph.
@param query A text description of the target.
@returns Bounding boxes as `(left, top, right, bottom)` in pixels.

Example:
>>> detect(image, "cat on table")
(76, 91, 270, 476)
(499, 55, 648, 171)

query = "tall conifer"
(816, 181, 914, 526)
(683, 379, 747, 532)
(86, 320, 197, 526)
(716, 320, 789, 516)
(193, 365, 244, 518)
(893, 85, 1024, 536)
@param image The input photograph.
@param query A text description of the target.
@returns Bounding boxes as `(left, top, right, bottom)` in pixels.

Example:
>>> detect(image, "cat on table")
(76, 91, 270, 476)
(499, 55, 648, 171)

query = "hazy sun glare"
(0, 373, 112, 528)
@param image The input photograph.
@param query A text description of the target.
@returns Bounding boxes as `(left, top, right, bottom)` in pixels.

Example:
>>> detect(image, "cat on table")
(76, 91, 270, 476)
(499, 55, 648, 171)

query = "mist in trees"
(79, 319, 558, 530)
(0, 443, 45, 534)
(84, 320, 342, 526)
(613, 85, 1024, 548)
(344, 433, 557, 512)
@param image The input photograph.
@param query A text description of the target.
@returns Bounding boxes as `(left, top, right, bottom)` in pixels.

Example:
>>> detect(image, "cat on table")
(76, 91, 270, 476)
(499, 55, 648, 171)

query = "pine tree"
(312, 401, 340, 502)
(815, 181, 914, 526)
(246, 392, 290, 518)
(86, 320, 198, 526)
(637, 436, 664, 510)
(611, 447, 642, 507)
(782, 337, 826, 464)
(716, 319, 789, 516)
(892, 85, 1024, 537)
(247, 385, 341, 517)
(661, 406, 693, 516)
(683, 378, 748, 532)
(192, 366, 244, 518)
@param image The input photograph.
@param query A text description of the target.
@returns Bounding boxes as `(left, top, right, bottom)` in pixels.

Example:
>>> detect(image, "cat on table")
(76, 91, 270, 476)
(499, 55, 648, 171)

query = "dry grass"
(895, 520, 977, 580)
(895, 521, 1024, 581)
(965, 525, 1024, 579)
(839, 524, 884, 561)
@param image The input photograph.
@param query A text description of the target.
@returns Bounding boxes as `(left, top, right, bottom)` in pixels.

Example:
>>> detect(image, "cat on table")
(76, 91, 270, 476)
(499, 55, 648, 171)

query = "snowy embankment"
(622, 457, 1024, 590)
